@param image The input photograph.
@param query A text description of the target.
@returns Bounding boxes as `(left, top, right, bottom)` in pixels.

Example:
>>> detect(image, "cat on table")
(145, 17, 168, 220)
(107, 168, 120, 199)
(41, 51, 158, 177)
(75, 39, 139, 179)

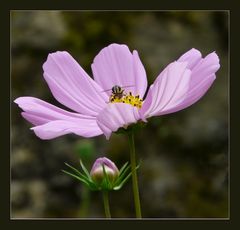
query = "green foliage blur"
(11, 11, 228, 218)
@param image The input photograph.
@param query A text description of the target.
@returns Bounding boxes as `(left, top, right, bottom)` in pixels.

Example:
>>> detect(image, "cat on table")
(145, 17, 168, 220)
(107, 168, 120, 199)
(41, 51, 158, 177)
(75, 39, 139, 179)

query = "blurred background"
(11, 11, 229, 218)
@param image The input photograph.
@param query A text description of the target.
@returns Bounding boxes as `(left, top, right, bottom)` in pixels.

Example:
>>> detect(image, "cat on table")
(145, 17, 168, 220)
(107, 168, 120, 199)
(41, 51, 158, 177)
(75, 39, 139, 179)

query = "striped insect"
(102, 85, 134, 102)
(111, 85, 125, 100)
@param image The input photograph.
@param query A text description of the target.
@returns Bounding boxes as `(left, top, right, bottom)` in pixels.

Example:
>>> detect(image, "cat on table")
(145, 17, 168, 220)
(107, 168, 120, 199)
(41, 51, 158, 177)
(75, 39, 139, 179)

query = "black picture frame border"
(1, 0, 239, 229)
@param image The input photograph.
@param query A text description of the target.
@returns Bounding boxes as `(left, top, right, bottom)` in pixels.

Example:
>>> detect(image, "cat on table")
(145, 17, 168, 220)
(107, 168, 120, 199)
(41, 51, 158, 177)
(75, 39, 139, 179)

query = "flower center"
(109, 92, 143, 109)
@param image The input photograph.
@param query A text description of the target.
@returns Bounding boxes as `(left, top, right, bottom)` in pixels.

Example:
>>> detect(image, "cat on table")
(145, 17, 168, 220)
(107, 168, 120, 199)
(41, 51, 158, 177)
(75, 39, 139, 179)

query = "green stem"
(102, 190, 111, 218)
(127, 131, 142, 218)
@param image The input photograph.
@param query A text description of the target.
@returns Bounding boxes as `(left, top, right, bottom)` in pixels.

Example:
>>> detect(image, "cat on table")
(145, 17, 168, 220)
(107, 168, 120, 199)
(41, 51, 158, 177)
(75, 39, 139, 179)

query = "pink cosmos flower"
(15, 43, 220, 140)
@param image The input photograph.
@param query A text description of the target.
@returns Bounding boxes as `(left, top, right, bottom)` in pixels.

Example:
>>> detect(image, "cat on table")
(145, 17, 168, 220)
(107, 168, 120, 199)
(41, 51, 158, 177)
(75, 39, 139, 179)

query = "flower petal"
(140, 49, 220, 118)
(90, 157, 119, 174)
(158, 75, 216, 115)
(160, 51, 220, 114)
(14, 97, 103, 139)
(158, 52, 220, 115)
(31, 120, 102, 140)
(140, 61, 191, 118)
(132, 50, 148, 98)
(178, 48, 202, 69)
(15, 97, 93, 124)
(96, 103, 140, 139)
(189, 52, 220, 87)
(91, 44, 148, 98)
(43, 51, 108, 116)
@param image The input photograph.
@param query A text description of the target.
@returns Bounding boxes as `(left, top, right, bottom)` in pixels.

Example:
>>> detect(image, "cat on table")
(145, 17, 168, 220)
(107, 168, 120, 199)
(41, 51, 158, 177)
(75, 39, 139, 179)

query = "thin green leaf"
(80, 159, 91, 179)
(113, 172, 132, 190)
(62, 170, 91, 187)
(114, 163, 140, 186)
(115, 165, 131, 185)
(118, 162, 129, 176)
(64, 163, 89, 181)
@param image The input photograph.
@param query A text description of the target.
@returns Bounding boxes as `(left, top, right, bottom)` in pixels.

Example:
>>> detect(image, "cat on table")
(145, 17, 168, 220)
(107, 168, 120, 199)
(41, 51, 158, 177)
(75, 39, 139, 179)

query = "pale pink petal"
(90, 157, 119, 174)
(91, 44, 148, 98)
(140, 62, 191, 118)
(178, 49, 220, 88)
(189, 52, 220, 87)
(15, 97, 94, 124)
(43, 51, 108, 116)
(141, 50, 220, 118)
(96, 103, 140, 139)
(157, 52, 220, 115)
(132, 50, 148, 98)
(31, 120, 102, 140)
(158, 75, 216, 115)
(21, 112, 50, 126)
(14, 97, 103, 139)
(178, 48, 202, 69)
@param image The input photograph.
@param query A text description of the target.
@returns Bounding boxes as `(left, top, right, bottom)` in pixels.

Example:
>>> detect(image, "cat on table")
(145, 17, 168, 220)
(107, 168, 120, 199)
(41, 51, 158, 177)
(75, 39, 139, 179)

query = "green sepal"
(62, 160, 99, 191)
(62, 170, 92, 188)
(118, 162, 129, 175)
(64, 162, 89, 182)
(80, 159, 91, 179)
(102, 164, 112, 190)
(113, 172, 132, 190)
(113, 163, 140, 190)
(114, 164, 131, 185)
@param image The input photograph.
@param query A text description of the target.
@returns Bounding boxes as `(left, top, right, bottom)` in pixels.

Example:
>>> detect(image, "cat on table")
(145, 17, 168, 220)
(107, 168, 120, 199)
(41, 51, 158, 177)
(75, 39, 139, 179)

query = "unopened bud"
(90, 157, 119, 185)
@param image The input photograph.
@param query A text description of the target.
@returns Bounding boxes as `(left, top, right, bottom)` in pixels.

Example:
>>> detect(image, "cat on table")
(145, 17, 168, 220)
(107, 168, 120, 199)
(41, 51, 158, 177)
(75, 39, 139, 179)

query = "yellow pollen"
(109, 92, 143, 109)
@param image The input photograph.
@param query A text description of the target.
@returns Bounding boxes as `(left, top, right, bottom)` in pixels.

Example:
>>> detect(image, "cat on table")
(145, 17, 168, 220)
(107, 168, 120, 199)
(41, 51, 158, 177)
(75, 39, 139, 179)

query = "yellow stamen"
(109, 92, 143, 109)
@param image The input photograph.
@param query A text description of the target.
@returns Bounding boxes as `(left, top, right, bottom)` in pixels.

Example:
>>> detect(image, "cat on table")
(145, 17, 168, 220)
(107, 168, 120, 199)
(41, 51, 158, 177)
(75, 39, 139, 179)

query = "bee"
(111, 85, 125, 100)
(102, 85, 134, 102)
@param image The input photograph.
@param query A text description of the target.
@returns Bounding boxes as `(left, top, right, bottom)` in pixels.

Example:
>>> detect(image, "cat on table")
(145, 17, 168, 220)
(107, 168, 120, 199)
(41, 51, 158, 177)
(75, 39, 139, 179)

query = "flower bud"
(90, 157, 119, 185)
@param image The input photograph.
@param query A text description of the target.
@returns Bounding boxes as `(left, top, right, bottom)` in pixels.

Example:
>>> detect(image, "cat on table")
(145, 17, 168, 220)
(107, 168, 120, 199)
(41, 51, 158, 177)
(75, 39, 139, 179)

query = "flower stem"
(102, 190, 111, 218)
(127, 131, 142, 218)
